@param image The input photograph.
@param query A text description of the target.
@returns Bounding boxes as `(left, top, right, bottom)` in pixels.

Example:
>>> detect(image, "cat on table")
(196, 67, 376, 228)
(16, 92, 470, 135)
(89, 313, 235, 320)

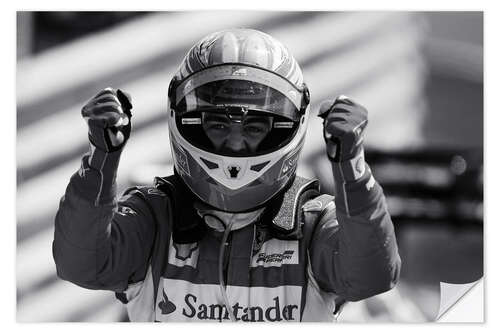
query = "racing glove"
(77, 87, 133, 206)
(82, 87, 133, 152)
(318, 95, 367, 162)
(319, 95, 378, 216)
(318, 95, 368, 182)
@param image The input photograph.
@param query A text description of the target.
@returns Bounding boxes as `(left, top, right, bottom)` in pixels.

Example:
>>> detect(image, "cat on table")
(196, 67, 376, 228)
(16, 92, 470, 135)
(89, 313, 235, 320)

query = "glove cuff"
(71, 143, 123, 206)
(331, 153, 383, 215)
(88, 142, 122, 171)
(88, 129, 127, 153)
(331, 148, 366, 182)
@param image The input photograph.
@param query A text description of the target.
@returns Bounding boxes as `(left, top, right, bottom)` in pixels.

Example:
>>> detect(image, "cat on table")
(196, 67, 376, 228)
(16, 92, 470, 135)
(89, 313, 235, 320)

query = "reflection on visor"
(176, 79, 301, 121)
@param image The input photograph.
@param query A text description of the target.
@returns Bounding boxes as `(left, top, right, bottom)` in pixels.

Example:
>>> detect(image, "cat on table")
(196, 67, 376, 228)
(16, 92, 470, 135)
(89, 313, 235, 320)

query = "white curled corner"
(436, 278, 483, 322)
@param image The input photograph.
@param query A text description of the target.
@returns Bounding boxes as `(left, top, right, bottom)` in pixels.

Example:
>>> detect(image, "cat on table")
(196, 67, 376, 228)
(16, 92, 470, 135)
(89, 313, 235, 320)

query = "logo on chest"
(155, 279, 302, 322)
(251, 239, 299, 267)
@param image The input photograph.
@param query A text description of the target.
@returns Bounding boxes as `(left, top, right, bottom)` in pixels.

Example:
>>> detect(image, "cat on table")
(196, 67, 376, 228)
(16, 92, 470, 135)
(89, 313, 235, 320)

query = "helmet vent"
(228, 165, 241, 178)
(250, 161, 270, 172)
(200, 157, 219, 170)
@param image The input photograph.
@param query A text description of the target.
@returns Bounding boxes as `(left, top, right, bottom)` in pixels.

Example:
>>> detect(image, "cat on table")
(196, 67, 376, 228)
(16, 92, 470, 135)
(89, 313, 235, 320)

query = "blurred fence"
(17, 11, 430, 322)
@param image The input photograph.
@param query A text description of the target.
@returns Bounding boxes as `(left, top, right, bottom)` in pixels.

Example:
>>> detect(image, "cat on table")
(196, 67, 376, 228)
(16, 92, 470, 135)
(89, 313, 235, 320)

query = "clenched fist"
(82, 87, 133, 152)
(318, 95, 368, 162)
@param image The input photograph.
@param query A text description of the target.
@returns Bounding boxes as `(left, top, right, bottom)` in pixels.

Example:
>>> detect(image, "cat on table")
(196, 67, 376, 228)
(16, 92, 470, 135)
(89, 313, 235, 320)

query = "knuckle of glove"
(335, 95, 359, 107)
(83, 92, 128, 124)
(334, 96, 367, 115)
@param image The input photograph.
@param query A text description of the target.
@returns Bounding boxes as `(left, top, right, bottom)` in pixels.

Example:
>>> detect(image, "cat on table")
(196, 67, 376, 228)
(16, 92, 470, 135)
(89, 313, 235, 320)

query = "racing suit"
(53, 145, 401, 322)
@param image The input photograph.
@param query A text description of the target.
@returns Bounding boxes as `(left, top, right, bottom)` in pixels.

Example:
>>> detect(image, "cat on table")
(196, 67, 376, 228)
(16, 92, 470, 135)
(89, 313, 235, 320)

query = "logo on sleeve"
(115, 205, 137, 216)
(147, 188, 166, 196)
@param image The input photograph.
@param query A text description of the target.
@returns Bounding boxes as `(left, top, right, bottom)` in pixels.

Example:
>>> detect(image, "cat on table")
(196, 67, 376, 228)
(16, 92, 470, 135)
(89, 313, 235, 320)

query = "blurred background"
(16, 11, 483, 322)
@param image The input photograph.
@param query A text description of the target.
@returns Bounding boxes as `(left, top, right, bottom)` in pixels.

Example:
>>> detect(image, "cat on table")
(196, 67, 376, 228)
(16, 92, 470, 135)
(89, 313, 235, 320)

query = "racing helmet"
(167, 28, 310, 212)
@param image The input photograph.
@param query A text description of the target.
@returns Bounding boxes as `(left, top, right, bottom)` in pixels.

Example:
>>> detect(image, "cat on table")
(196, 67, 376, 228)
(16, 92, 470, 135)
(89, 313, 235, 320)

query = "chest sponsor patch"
(155, 278, 302, 322)
(251, 239, 299, 267)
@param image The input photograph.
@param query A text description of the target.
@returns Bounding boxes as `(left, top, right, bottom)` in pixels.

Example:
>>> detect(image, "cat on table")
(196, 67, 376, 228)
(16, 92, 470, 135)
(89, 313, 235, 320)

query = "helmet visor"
(174, 64, 306, 121)
(173, 65, 306, 158)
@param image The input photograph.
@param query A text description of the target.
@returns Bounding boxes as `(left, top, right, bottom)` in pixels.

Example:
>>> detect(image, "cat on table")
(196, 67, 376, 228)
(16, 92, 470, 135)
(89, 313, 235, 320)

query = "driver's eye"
(245, 125, 265, 134)
(209, 123, 228, 131)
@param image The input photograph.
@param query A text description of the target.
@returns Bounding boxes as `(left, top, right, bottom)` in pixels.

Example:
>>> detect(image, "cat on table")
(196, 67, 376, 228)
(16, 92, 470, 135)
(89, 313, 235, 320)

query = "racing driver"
(53, 28, 401, 322)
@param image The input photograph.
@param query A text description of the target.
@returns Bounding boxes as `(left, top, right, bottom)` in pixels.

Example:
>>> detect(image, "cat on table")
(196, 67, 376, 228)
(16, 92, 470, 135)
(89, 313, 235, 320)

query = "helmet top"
(174, 28, 304, 88)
